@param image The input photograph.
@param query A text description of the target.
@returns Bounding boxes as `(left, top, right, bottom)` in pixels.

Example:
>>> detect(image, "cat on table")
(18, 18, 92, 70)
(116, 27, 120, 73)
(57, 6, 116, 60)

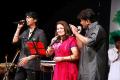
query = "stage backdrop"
(109, 0, 120, 48)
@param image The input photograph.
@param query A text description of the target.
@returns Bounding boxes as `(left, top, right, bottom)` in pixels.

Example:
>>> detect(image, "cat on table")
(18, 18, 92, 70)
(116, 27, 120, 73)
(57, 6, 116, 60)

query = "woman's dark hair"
(77, 8, 97, 23)
(55, 20, 72, 41)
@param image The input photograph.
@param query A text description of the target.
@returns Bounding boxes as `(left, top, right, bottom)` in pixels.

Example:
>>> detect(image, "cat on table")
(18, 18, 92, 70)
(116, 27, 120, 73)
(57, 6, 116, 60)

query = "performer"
(70, 8, 108, 80)
(108, 36, 120, 80)
(12, 11, 47, 80)
(46, 20, 80, 80)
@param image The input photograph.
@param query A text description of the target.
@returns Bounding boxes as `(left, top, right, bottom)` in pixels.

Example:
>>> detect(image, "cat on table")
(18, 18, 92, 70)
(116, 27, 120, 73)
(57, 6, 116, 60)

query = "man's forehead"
(26, 16, 32, 18)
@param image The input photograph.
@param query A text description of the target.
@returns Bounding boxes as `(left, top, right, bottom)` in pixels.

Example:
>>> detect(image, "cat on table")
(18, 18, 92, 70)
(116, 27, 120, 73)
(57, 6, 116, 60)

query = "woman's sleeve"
(70, 37, 77, 48)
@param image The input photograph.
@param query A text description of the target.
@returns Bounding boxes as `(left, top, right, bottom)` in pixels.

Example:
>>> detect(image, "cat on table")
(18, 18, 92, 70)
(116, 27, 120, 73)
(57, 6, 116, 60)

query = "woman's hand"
(18, 57, 29, 67)
(46, 46, 54, 56)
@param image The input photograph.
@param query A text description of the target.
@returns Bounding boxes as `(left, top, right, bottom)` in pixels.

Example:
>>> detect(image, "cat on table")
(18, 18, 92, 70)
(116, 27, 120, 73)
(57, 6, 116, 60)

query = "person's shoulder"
(68, 36, 76, 41)
(95, 23, 104, 30)
(94, 23, 106, 33)
(108, 47, 116, 52)
(69, 36, 75, 38)
(36, 28, 45, 33)
(36, 28, 43, 31)
(108, 48, 114, 51)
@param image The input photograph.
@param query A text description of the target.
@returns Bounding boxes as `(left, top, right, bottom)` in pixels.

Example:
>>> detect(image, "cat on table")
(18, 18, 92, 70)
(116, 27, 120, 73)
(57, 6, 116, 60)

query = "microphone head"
(19, 20, 25, 23)
(69, 24, 82, 33)
(50, 36, 59, 46)
(13, 20, 25, 24)
(77, 26, 82, 33)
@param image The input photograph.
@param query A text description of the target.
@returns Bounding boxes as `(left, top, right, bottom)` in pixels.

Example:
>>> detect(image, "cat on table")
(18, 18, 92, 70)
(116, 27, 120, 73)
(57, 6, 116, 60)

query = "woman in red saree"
(46, 20, 80, 80)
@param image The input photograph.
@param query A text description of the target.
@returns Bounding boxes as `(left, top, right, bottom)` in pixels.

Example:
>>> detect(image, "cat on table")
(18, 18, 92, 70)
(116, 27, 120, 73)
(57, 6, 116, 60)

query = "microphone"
(77, 25, 82, 33)
(49, 36, 59, 46)
(13, 20, 25, 24)
(69, 24, 82, 34)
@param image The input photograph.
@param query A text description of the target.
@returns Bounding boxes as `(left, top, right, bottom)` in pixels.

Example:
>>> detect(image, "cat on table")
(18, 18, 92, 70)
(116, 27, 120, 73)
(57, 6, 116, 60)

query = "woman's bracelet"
(27, 57, 31, 61)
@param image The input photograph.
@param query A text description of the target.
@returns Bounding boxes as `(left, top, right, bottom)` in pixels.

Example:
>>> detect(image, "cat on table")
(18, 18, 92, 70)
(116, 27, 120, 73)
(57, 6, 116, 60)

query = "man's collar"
(88, 21, 98, 30)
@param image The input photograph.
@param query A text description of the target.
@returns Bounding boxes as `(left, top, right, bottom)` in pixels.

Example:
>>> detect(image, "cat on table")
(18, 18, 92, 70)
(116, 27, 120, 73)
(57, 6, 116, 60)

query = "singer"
(12, 11, 47, 80)
(46, 20, 80, 80)
(70, 8, 108, 80)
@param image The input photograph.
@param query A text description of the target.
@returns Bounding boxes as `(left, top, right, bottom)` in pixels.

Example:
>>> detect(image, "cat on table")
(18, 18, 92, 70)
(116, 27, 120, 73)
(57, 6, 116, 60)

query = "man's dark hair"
(25, 11, 38, 21)
(113, 36, 120, 43)
(77, 8, 97, 23)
